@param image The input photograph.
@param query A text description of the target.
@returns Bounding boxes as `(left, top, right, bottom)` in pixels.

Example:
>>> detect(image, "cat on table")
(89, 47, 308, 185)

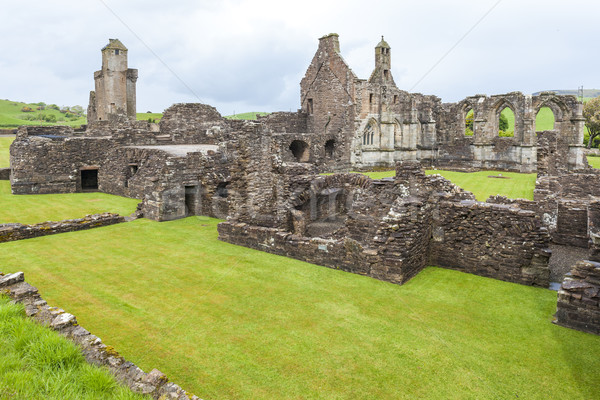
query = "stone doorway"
(81, 169, 98, 191)
(185, 185, 197, 216)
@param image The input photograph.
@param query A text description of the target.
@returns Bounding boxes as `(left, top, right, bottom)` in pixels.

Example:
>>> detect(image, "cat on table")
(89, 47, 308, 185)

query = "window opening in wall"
(81, 169, 98, 191)
(216, 182, 229, 198)
(115, 49, 120, 55)
(393, 95, 398, 104)
(185, 185, 197, 216)
(307, 98, 314, 114)
(535, 106, 556, 132)
(369, 93, 373, 104)
(290, 140, 310, 162)
(465, 109, 474, 136)
(363, 123, 375, 146)
(383, 70, 389, 80)
(498, 107, 515, 137)
(325, 139, 335, 158)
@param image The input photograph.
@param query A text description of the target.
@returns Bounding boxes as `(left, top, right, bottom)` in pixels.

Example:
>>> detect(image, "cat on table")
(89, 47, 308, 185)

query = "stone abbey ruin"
(7, 35, 600, 336)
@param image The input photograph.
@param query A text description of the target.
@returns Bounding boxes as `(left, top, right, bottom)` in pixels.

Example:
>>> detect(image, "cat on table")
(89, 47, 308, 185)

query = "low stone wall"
(0, 271, 200, 399)
(0, 213, 124, 243)
(0, 168, 9, 180)
(555, 260, 600, 335)
(430, 200, 551, 287)
(218, 222, 418, 285)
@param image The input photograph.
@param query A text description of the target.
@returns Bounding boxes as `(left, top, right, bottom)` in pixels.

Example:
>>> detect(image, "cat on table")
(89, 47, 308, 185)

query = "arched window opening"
(498, 107, 515, 137)
(325, 139, 335, 158)
(290, 140, 310, 162)
(363, 123, 375, 146)
(536, 106, 555, 132)
(465, 109, 474, 136)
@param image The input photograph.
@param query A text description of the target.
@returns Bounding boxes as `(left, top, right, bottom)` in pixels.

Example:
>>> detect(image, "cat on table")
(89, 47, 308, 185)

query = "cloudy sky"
(1, 0, 598, 116)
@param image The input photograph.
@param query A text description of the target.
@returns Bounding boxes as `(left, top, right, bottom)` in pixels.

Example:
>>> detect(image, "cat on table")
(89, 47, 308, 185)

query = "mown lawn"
(0, 181, 139, 224)
(0, 136, 13, 168)
(0, 297, 147, 400)
(361, 169, 536, 201)
(587, 156, 600, 169)
(1, 217, 599, 400)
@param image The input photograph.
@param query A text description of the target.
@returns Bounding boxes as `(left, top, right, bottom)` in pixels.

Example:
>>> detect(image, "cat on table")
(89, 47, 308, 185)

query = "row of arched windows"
(464, 106, 557, 137)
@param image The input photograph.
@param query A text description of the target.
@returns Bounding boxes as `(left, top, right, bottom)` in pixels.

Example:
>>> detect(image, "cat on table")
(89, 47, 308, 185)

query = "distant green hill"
(0, 99, 86, 128)
(533, 89, 600, 100)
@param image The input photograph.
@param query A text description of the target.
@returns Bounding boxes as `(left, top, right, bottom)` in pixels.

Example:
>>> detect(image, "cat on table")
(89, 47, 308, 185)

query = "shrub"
(44, 114, 57, 123)
(21, 106, 33, 113)
(465, 128, 473, 136)
(498, 130, 514, 137)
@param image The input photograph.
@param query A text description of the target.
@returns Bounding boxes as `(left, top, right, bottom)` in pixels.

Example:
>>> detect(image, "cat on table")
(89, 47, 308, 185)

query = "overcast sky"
(1, 0, 597, 116)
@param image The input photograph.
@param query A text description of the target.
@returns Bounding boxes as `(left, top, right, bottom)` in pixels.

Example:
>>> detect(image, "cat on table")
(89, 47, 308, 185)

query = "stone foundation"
(0, 213, 125, 243)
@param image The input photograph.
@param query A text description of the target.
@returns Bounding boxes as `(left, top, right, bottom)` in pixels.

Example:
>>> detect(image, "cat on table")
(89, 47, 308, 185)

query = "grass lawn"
(0, 217, 598, 399)
(0, 181, 139, 224)
(360, 169, 536, 201)
(0, 297, 147, 400)
(587, 155, 600, 169)
(0, 136, 14, 168)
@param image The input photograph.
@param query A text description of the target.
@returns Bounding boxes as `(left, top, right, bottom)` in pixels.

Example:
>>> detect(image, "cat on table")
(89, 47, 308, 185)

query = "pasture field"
(0, 99, 86, 128)
(0, 297, 147, 400)
(587, 155, 600, 169)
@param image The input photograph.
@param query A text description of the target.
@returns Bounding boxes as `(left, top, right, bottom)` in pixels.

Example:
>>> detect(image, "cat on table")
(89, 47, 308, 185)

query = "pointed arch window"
(363, 123, 375, 146)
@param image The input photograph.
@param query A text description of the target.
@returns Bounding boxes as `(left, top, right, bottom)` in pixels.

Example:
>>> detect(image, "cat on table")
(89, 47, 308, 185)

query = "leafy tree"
(499, 113, 509, 131)
(70, 105, 84, 116)
(583, 96, 600, 149)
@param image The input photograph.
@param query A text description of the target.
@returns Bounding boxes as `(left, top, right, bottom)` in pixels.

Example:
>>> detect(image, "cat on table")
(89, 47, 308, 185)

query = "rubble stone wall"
(0, 213, 125, 243)
(555, 260, 600, 335)
(430, 201, 551, 286)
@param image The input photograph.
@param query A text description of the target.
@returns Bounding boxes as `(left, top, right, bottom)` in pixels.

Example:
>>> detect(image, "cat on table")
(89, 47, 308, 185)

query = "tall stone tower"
(87, 39, 137, 122)
(368, 36, 395, 85)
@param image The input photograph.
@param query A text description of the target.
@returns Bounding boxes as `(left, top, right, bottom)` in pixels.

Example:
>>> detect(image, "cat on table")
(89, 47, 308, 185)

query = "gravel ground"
(548, 244, 588, 283)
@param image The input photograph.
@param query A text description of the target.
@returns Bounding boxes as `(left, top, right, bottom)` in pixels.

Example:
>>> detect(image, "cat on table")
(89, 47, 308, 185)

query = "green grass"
(136, 113, 163, 123)
(587, 155, 600, 169)
(224, 111, 269, 120)
(359, 169, 536, 201)
(0, 181, 139, 224)
(0, 296, 147, 400)
(0, 99, 86, 128)
(0, 136, 13, 168)
(0, 217, 598, 399)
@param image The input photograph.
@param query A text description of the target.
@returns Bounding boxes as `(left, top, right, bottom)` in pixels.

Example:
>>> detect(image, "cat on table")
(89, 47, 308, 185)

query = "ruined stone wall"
(220, 160, 550, 287)
(0, 271, 200, 399)
(257, 112, 308, 133)
(429, 200, 551, 286)
(158, 103, 231, 145)
(555, 260, 600, 335)
(0, 168, 10, 180)
(0, 213, 124, 243)
(10, 132, 114, 194)
(300, 34, 355, 171)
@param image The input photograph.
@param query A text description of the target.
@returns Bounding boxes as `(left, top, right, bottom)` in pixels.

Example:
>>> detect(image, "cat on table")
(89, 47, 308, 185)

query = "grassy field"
(0, 136, 13, 168)
(0, 297, 147, 400)
(0, 99, 86, 128)
(0, 217, 598, 399)
(0, 181, 139, 224)
(361, 169, 536, 201)
(225, 111, 270, 120)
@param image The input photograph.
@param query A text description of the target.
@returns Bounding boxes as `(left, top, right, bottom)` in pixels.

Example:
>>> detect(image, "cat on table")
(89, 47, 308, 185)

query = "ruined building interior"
(8, 36, 600, 335)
